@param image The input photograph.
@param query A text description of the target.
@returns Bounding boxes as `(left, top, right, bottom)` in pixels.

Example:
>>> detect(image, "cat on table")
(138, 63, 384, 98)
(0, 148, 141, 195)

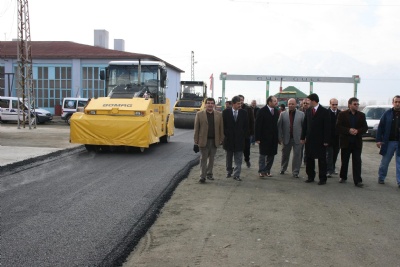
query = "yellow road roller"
(70, 60, 174, 152)
(173, 81, 207, 128)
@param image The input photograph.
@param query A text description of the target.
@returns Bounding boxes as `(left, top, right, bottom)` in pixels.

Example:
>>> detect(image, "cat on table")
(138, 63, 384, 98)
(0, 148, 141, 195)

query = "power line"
(230, 0, 400, 6)
(0, 0, 14, 17)
(1, 0, 17, 41)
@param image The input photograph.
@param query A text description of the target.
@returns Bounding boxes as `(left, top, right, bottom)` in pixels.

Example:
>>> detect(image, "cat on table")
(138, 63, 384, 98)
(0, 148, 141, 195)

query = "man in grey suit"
(194, 98, 224, 183)
(278, 98, 305, 178)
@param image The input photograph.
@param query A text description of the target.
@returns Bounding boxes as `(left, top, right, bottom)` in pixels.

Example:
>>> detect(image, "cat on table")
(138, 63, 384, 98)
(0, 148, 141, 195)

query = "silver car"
(362, 105, 392, 138)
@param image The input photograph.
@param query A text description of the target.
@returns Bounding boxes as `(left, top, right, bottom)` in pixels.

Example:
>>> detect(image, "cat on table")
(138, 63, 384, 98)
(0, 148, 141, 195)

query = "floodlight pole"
(354, 82, 358, 98)
(353, 75, 360, 97)
(220, 72, 226, 110)
(310, 81, 313, 94)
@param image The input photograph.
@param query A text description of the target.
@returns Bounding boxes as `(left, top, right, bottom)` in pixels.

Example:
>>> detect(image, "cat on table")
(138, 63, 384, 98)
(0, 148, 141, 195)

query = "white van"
(0, 96, 53, 124)
(61, 97, 88, 124)
(362, 105, 392, 138)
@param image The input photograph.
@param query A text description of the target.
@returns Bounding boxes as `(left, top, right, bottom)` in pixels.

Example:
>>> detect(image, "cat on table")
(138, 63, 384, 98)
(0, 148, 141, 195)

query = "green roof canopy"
(274, 86, 308, 98)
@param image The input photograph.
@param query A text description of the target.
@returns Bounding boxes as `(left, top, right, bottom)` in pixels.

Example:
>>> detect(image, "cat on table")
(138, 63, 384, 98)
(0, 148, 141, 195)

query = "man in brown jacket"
(194, 98, 224, 183)
(336, 97, 368, 187)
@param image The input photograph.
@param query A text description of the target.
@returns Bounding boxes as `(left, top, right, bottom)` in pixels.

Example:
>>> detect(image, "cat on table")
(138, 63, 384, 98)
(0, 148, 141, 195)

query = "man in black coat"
(300, 93, 331, 185)
(239, 95, 255, 168)
(255, 95, 279, 177)
(250, 100, 260, 145)
(222, 96, 249, 181)
(326, 98, 340, 177)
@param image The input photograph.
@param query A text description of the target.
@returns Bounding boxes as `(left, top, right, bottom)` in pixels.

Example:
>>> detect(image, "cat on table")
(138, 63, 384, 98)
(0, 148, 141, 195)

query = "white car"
(0, 96, 53, 124)
(361, 105, 392, 138)
(61, 97, 88, 125)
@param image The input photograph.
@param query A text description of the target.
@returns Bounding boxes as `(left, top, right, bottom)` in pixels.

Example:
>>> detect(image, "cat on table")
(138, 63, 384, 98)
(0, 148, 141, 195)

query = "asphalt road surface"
(1, 127, 198, 267)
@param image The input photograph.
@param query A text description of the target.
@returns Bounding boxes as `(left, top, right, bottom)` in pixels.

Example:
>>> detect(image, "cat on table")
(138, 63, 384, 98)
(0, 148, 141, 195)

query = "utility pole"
(191, 51, 197, 81)
(17, 0, 36, 129)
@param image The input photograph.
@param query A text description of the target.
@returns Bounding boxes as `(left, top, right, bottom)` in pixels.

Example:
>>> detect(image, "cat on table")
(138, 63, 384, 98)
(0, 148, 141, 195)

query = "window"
(0, 99, 9, 108)
(64, 100, 76, 109)
(0, 66, 5, 96)
(33, 66, 72, 110)
(77, 100, 87, 107)
(82, 66, 105, 99)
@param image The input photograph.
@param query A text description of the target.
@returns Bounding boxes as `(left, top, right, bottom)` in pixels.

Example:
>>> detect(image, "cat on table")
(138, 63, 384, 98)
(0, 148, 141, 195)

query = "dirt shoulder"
(124, 140, 400, 267)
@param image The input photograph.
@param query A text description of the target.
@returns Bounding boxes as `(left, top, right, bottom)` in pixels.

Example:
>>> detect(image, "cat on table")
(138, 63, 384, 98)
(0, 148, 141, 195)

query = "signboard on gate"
(221, 74, 360, 84)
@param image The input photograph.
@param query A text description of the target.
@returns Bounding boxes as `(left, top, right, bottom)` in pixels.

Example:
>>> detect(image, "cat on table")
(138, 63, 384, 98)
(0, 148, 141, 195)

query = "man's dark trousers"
(244, 137, 251, 162)
(306, 145, 327, 182)
(340, 142, 362, 185)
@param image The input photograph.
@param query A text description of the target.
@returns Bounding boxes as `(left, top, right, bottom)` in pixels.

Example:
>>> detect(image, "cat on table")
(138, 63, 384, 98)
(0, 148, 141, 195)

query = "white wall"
(166, 67, 180, 112)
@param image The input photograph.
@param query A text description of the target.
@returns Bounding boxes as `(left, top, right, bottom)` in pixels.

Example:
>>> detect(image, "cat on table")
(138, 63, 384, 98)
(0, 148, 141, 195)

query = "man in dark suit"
(336, 97, 368, 187)
(255, 95, 279, 177)
(326, 98, 341, 177)
(222, 96, 249, 181)
(300, 93, 331, 185)
(239, 95, 255, 168)
(250, 100, 260, 145)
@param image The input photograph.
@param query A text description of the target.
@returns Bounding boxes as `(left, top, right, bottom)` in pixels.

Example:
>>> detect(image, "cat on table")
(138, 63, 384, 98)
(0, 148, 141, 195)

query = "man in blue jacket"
(376, 95, 400, 187)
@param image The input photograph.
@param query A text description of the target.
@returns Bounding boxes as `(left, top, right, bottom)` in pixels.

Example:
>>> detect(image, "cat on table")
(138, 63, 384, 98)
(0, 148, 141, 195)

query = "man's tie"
(312, 108, 316, 116)
(271, 108, 274, 116)
(234, 110, 238, 121)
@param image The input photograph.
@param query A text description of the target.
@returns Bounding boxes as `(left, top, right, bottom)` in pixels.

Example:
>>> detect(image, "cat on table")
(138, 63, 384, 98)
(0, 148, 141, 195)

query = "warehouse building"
(0, 33, 183, 114)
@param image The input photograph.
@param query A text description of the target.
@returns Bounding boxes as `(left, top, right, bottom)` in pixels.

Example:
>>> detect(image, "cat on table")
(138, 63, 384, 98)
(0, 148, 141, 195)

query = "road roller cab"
(173, 81, 207, 128)
(69, 60, 174, 152)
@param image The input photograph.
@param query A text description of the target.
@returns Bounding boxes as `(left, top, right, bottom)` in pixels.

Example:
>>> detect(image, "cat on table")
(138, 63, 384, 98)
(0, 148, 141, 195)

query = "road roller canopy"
(100, 60, 168, 104)
(179, 81, 207, 101)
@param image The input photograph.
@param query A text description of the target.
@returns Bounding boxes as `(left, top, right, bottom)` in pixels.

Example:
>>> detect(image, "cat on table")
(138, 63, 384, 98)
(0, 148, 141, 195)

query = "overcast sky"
(1, 0, 399, 106)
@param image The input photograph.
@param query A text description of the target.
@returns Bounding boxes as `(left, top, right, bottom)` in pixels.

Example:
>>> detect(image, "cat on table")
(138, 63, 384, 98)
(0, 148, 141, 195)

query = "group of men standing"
(194, 93, 400, 188)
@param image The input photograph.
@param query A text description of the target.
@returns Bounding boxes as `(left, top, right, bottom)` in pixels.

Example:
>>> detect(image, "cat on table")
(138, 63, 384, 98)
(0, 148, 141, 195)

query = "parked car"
(361, 105, 392, 138)
(369, 124, 379, 139)
(0, 96, 53, 124)
(61, 97, 88, 125)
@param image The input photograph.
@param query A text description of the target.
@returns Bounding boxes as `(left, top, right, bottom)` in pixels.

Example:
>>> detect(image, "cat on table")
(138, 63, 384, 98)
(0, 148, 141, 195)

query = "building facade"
(0, 41, 183, 114)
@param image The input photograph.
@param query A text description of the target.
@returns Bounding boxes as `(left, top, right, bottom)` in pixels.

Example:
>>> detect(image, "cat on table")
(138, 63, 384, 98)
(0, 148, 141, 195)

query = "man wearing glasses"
(336, 97, 368, 187)
(326, 98, 341, 177)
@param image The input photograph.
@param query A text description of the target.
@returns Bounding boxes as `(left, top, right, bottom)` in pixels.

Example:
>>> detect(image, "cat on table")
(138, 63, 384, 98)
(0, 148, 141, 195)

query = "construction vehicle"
(70, 60, 174, 152)
(173, 81, 207, 128)
(215, 97, 228, 111)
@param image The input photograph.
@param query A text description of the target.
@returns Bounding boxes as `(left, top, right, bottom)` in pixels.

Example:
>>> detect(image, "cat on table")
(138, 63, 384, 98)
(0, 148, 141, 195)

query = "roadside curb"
(0, 146, 85, 175)
(108, 155, 200, 267)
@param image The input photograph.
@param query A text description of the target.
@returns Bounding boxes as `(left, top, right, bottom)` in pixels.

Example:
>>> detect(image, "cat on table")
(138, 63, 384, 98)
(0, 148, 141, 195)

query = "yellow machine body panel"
(70, 97, 174, 148)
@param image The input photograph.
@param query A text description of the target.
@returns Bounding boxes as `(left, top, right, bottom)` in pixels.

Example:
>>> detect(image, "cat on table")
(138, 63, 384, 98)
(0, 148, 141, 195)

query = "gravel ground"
(123, 139, 400, 267)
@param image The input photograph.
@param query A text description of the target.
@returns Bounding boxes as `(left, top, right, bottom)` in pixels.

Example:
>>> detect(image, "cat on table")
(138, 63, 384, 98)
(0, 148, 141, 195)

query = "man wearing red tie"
(300, 93, 331, 185)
